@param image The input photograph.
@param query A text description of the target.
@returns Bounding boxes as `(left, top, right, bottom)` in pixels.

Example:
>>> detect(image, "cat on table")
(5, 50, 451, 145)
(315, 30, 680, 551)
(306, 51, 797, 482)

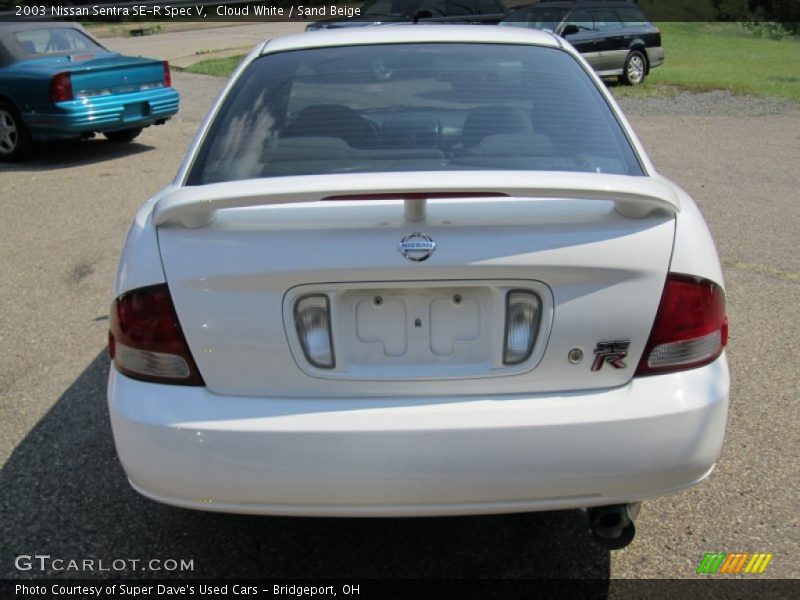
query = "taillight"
(294, 294, 335, 369)
(636, 274, 728, 376)
(108, 284, 204, 385)
(50, 72, 73, 103)
(503, 290, 541, 365)
(163, 61, 172, 87)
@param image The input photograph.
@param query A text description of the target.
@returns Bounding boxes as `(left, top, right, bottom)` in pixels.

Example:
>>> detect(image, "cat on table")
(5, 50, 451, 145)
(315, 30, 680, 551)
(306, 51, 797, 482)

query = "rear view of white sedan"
(107, 26, 729, 549)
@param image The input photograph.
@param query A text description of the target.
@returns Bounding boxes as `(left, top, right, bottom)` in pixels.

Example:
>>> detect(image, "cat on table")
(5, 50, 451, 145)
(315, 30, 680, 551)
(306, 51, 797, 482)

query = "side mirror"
(413, 10, 433, 23)
(561, 24, 580, 36)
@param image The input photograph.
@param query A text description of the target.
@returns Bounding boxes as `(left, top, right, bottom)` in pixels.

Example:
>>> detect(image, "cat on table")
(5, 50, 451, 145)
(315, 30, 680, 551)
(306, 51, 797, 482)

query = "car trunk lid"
(27, 53, 167, 98)
(66, 54, 166, 98)
(156, 173, 676, 398)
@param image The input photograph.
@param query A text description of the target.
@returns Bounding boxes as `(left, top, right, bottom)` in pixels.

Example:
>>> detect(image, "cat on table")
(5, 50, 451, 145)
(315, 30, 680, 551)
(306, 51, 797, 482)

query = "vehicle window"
(564, 9, 595, 32)
(362, 0, 419, 16)
(475, 0, 503, 14)
(187, 44, 643, 185)
(14, 28, 102, 56)
(616, 7, 649, 28)
(590, 9, 623, 31)
(447, 0, 477, 16)
(501, 6, 569, 30)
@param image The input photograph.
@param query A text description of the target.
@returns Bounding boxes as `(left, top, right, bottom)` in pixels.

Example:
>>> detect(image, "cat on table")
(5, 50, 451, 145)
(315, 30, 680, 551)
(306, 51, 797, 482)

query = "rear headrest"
(281, 104, 378, 149)
(462, 106, 533, 148)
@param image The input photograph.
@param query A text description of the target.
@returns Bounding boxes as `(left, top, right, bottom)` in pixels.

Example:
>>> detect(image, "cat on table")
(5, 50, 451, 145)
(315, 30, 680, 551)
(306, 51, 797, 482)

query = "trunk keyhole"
(414, 318, 422, 328)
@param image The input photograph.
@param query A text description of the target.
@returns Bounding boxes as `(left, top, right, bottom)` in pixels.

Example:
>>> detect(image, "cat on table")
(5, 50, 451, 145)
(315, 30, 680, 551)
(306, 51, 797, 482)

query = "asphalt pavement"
(99, 22, 306, 67)
(0, 31, 798, 581)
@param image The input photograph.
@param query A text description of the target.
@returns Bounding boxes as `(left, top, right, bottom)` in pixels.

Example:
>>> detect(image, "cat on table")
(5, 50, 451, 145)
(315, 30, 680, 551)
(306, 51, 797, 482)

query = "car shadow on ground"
(0, 351, 611, 581)
(0, 139, 154, 171)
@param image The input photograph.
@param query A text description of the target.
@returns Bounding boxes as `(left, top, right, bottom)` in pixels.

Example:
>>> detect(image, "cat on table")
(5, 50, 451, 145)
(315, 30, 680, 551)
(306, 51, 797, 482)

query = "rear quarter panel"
(660, 179, 725, 287)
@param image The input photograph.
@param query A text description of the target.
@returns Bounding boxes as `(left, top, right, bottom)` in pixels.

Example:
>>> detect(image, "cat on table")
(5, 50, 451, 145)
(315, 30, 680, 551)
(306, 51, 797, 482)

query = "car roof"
(0, 21, 90, 35)
(260, 25, 562, 56)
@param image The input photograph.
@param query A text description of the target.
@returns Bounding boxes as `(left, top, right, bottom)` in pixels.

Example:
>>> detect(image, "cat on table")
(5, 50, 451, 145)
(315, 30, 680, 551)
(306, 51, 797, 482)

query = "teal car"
(0, 21, 179, 161)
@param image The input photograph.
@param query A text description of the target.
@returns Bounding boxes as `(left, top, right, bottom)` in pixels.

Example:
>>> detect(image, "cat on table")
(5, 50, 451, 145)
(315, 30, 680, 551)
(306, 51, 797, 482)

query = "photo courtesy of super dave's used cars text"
(14, 583, 359, 597)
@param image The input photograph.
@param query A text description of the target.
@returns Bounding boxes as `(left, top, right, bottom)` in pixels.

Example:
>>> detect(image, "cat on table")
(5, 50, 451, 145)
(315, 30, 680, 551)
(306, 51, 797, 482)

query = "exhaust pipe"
(582, 502, 641, 549)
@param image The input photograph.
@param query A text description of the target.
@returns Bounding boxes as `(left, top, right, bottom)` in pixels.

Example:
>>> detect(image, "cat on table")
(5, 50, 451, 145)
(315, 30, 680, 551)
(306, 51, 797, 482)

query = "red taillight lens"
(636, 274, 728, 376)
(163, 61, 172, 87)
(49, 72, 73, 103)
(109, 284, 204, 386)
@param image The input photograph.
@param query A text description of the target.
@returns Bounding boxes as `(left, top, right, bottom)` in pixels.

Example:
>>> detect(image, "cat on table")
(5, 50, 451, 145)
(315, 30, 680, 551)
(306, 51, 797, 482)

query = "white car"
(108, 26, 729, 549)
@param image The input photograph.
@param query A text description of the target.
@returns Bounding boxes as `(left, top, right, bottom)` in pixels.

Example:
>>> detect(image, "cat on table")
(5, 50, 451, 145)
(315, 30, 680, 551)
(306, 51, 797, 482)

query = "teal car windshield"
(187, 43, 643, 185)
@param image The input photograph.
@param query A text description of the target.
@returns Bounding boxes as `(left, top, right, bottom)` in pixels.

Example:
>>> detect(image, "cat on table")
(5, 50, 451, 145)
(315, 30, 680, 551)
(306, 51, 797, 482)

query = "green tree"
(717, 0, 751, 19)
(640, 0, 719, 21)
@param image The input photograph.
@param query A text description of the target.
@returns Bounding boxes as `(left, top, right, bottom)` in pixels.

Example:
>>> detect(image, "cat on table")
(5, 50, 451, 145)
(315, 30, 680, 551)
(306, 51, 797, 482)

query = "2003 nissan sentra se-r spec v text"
(108, 26, 730, 549)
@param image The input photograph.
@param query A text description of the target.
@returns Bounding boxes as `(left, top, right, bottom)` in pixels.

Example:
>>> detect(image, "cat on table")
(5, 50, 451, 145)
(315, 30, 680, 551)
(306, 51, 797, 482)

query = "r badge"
(591, 340, 630, 371)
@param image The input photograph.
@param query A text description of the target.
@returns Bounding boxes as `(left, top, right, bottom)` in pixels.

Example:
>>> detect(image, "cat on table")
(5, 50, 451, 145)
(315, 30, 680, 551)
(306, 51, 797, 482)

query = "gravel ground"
(616, 88, 800, 117)
(0, 73, 798, 583)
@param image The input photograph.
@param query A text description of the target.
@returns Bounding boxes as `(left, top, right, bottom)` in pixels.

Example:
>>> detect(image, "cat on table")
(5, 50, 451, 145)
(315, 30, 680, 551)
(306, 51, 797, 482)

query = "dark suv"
(305, 0, 509, 30)
(500, 1, 663, 85)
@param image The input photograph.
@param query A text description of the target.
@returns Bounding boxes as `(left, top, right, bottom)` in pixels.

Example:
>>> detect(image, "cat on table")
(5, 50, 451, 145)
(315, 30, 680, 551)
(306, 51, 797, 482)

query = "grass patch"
(621, 23, 800, 102)
(185, 23, 800, 103)
(184, 54, 246, 77)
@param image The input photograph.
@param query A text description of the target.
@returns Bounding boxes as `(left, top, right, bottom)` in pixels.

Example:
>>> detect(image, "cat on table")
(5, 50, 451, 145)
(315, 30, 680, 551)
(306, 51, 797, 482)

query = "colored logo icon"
(697, 552, 773, 574)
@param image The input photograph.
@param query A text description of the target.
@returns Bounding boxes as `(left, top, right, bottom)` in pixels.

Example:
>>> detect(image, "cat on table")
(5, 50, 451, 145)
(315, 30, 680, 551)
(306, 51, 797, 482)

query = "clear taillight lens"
(636, 274, 728, 376)
(294, 294, 335, 369)
(503, 290, 541, 365)
(109, 284, 204, 385)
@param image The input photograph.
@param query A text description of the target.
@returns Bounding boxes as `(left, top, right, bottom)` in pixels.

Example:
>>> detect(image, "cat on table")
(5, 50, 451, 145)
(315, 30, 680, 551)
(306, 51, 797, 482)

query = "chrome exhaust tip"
(581, 502, 641, 550)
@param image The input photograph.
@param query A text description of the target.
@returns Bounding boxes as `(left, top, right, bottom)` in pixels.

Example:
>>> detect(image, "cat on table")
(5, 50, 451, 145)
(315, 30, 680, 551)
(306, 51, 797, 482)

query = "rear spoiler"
(153, 171, 680, 228)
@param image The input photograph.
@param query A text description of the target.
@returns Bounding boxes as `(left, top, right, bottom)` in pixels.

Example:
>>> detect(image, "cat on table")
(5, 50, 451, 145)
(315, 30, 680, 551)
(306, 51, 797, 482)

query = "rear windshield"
(187, 43, 643, 185)
(14, 28, 103, 57)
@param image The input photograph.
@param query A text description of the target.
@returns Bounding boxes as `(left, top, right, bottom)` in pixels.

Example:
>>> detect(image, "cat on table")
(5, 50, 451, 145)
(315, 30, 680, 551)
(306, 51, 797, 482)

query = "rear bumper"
(25, 87, 179, 140)
(108, 354, 729, 516)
